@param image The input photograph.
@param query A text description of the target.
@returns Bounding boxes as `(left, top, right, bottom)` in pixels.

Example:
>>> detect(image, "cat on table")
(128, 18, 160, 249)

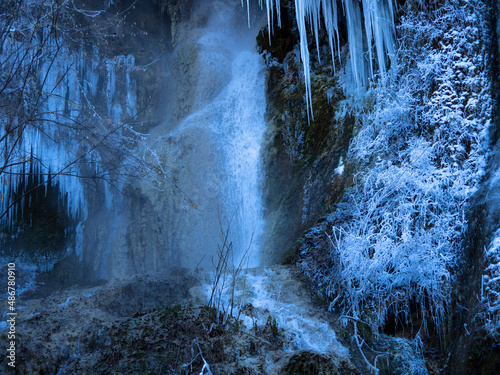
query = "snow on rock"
(334, 157, 344, 175)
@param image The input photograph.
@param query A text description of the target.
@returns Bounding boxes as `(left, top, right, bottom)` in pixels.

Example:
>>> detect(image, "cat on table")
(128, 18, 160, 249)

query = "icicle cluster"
(297, 0, 396, 114)
(248, 0, 397, 114)
(0, 3, 139, 230)
(0, 34, 92, 228)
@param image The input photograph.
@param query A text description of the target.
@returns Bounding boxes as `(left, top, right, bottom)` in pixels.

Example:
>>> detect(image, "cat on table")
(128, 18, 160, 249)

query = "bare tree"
(208, 209, 253, 323)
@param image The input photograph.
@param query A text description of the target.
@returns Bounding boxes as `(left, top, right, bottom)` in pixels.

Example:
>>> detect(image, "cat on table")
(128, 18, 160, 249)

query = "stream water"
(201, 266, 349, 356)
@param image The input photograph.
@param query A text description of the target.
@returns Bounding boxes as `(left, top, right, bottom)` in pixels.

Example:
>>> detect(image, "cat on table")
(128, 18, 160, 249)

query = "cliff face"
(258, 0, 500, 373)
(2, 0, 500, 373)
(447, 1, 500, 373)
(259, 1, 354, 265)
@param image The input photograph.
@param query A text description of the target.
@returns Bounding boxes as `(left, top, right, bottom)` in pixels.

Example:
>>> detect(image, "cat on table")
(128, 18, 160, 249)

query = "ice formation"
(0, 30, 137, 229)
(249, 0, 397, 114)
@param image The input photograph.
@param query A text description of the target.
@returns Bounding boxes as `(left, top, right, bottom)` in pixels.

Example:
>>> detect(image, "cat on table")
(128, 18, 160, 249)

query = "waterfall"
(148, 9, 267, 271)
(214, 50, 267, 268)
(85, 2, 272, 278)
(0, 0, 267, 278)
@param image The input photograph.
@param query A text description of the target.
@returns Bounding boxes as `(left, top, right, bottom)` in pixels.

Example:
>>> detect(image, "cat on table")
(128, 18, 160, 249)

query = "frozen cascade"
(0, 30, 137, 230)
(0, 37, 88, 227)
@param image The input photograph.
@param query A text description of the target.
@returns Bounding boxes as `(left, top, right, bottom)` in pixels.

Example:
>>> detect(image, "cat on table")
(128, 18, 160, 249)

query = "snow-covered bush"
(300, 0, 492, 335)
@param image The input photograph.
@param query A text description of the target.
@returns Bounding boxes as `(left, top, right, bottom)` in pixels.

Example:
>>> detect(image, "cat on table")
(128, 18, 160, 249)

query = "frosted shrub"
(300, 0, 492, 335)
(328, 160, 463, 331)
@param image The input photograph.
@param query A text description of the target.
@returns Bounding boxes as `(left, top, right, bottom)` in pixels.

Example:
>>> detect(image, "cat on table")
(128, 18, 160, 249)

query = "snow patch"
(334, 157, 344, 175)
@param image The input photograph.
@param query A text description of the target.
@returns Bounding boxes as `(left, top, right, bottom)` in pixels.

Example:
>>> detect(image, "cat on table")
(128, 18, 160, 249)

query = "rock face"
(0, 0, 175, 282)
(79, 0, 214, 279)
(444, 3, 500, 374)
(259, 2, 355, 265)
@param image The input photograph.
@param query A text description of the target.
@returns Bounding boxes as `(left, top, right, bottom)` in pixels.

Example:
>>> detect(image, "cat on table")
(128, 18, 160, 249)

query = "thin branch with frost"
(196, 341, 213, 375)
(353, 324, 379, 374)
(207, 208, 255, 324)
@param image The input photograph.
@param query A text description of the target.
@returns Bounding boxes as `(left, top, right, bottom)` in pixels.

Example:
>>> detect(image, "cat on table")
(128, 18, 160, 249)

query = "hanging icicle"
(252, 0, 397, 114)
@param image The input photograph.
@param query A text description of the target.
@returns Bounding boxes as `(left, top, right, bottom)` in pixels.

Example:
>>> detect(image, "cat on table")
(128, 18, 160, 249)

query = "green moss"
(312, 292, 328, 307)
(463, 337, 500, 374)
(281, 245, 300, 265)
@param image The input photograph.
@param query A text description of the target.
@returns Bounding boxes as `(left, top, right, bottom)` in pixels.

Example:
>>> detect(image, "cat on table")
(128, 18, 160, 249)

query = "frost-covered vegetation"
(483, 229, 500, 336)
(299, 0, 492, 336)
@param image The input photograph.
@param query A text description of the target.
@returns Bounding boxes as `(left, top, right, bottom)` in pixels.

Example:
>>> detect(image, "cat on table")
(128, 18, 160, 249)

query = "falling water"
(141, 3, 267, 272)
(195, 265, 351, 373)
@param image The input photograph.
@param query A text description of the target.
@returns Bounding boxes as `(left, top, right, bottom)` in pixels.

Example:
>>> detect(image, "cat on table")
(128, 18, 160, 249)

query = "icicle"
(75, 222, 85, 261)
(343, 0, 366, 88)
(322, 0, 340, 71)
(257, 0, 397, 114)
(361, 0, 396, 76)
(125, 55, 137, 118)
(242, 0, 250, 27)
(265, 0, 274, 44)
(249, 0, 281, 44)
(105, 58, 116, 117)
